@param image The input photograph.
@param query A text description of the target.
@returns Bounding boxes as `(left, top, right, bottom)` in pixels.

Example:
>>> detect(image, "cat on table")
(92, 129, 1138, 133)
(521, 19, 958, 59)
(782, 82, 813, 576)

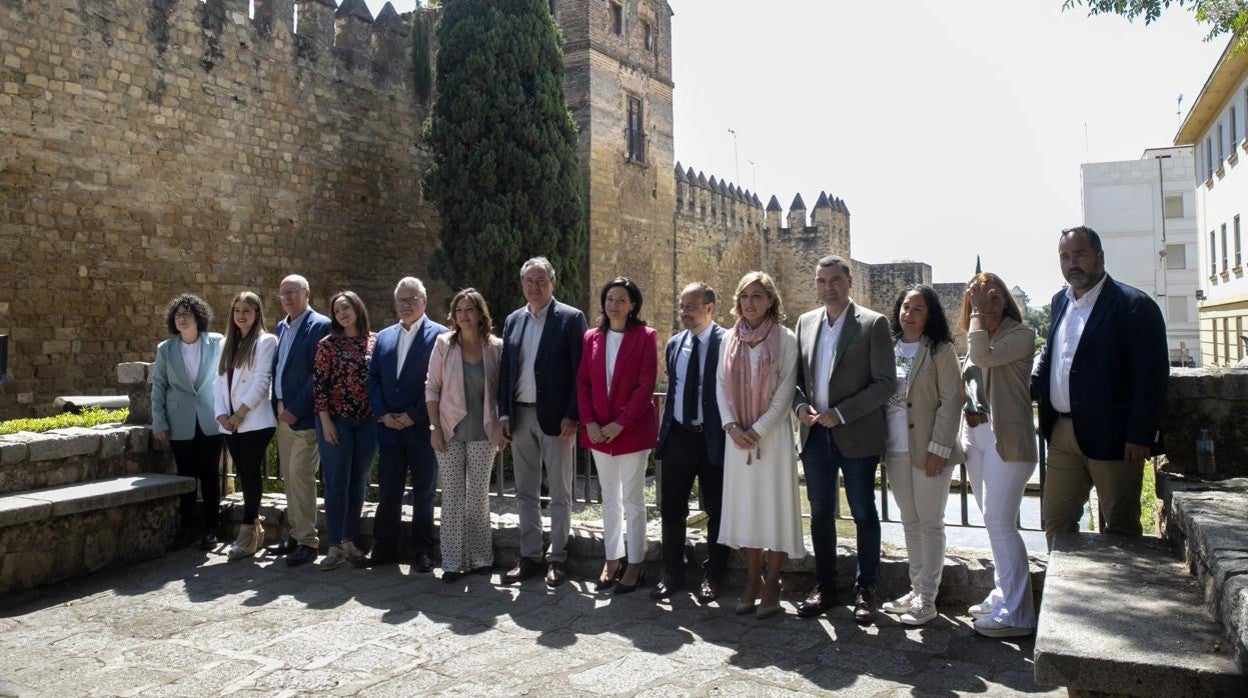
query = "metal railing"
(221, 393, 1063, 533)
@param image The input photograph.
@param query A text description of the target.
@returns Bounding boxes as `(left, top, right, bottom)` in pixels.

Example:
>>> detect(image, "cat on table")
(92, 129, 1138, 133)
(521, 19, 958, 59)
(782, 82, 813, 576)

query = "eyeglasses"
(395, 296, 423, 307)
(276, 289, 303, 299)
(676, 303, 704, 311)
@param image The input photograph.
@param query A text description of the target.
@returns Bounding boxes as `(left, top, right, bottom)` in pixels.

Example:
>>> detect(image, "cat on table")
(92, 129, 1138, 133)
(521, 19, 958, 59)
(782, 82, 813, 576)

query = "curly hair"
(890, 284, 953, 352)
(164, 293, 213, 335)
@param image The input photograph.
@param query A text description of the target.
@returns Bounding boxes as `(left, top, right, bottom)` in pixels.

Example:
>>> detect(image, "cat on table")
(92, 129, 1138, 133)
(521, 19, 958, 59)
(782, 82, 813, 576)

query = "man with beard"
(1032, 226, 1168, 549)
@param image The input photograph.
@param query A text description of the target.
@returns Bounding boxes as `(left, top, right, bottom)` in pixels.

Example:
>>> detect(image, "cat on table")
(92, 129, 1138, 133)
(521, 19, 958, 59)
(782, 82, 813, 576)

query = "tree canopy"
(422, 0, 587, 315)
(1063, 0, 1248, 50)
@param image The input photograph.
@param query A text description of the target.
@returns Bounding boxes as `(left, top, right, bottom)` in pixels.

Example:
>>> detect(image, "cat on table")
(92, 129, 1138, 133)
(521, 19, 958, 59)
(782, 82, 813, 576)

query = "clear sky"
(368, 0, 1225, 306)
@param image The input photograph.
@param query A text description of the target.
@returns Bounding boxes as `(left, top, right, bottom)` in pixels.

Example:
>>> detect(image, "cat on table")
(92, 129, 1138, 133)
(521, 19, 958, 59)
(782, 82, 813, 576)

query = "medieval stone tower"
(553, 0, 676, 318)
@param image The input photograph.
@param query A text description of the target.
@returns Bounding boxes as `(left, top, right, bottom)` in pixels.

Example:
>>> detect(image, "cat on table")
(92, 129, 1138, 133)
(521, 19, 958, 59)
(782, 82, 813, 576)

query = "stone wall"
(0, 0, 439, 418)
(1161, 368, 1248, 478)
(0, 423, 161, 495)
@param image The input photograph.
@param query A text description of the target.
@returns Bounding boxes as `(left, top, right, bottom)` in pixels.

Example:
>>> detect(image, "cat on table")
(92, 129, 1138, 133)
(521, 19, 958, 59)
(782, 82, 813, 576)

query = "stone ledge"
(3, 474, 195, 520)
(0, 423, 151, 467)
(1034, 532, 1244, 695)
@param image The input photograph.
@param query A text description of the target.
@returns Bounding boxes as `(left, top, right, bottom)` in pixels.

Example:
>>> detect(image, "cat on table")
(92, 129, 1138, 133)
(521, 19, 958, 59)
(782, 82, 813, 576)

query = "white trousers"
(884, 452, 954, 602)
(593, 450, 649, 563)
(962, 422, 1037, 628)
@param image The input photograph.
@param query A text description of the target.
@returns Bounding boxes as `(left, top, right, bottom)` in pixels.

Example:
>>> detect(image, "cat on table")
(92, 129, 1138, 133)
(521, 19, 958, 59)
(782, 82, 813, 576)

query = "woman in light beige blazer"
(426, 288, 504, 583)
(959, 272, 1038, 639)
(879, 285, 964, 626)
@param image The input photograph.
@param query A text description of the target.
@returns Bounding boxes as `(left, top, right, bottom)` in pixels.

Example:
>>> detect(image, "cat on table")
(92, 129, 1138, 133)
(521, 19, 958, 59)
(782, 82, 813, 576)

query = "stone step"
(0, 424, 160, 495)
(1034, 532, 1245, 696)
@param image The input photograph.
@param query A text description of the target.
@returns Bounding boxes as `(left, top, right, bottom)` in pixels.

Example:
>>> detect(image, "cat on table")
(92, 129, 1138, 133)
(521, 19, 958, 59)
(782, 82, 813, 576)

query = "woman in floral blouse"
(313, 291, 378, 570)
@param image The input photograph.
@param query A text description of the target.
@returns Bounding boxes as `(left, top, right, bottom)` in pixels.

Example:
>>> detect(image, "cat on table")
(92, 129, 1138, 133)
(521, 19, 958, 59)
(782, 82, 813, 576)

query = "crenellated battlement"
(674, 162, 763, 231)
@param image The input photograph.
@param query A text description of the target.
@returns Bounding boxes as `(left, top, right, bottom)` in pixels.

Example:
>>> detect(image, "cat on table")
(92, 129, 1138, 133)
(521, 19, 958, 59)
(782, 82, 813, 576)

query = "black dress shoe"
(650, 577, 685, 600)
(545, 562, 567, 588)
(171, 529, 198, 550)
(286, 544, 317, 567)
(854, 586, 877, 624)
(198, 533, 219, 551)
(442, 571, 462, 584)
(414, 554, 434, 574)
(502, 558, 543, 584)
(612, 566, 644, 595)
(695, 577, 721, 604)
(352, 550, 397, 568)
(267, 536, 298, 556)
(796, 587, 837, 618)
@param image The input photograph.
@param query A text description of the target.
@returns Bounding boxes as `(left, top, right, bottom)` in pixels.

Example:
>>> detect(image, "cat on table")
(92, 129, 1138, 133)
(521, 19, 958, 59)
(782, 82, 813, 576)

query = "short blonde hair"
(959, 272, 1023, 331)
(731, 271, 787, 325)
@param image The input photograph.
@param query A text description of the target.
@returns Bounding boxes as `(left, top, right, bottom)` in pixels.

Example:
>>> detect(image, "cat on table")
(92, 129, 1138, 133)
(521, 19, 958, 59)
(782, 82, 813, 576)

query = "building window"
(1167, 296, 1190, 324)
(1219, 124, 1226, 162)
(1166, 243, 1187, 270)
(1236, 215, 1243, 268)
(609, 1, 622, 35)
(625, 95, 645, 164)
(1233, 106, 1240, 145)
(1211, 230, 1218, 276)
(1164, 194, 1183, 219)
(1222, 222, 1229, 272)
(1206, 137, 1214, 179)
(642, 20, 653, 52)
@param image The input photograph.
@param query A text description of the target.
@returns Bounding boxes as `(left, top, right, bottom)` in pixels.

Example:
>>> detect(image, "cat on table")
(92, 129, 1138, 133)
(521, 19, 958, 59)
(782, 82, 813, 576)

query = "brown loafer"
(854, 586, 877, 625)
(796, 587, 837, 618)
(545, 562, 567, 588)
(502, 558, 543, 584)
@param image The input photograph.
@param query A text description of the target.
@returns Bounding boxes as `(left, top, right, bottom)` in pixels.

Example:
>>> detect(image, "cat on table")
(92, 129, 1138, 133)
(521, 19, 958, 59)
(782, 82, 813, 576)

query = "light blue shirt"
(274, 307, 310, 401)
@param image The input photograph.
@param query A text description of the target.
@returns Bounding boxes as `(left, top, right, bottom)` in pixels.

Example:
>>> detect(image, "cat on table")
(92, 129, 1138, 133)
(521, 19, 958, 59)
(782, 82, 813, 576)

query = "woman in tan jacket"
(959, 272, 1038, 638)
(879, 285, 964, 626)
(426, 288, 504, 583)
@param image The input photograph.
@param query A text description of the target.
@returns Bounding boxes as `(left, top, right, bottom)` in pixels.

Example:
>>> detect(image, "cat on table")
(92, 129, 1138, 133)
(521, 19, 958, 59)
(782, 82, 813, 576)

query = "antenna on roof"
(1177, 93, 1184, 124)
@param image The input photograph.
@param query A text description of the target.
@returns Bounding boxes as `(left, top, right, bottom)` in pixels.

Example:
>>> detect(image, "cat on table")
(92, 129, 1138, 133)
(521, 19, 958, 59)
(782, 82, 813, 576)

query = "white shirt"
(1049, 274, 1108, 413)
(605, 330, 625, 396)
(812, 305, 848, 412)
(180, 339, 201, 385)
(885, 340, 920, 453)
(515, 299, 552, 403)
(274, 307, 310, 400)
(672, 323, 716, 425)
(394, 316, 424, 378)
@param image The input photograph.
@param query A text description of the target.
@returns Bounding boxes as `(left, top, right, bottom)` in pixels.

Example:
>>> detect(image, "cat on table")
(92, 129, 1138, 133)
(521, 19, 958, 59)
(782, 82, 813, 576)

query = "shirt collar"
(823, 302, 850, 331)
(1064, 274, 1107, 309)
(283, 307, 311, 329)
(400, 316, 424, 336)
(526, 298, 554, 321)
(692, 322, 715, 345)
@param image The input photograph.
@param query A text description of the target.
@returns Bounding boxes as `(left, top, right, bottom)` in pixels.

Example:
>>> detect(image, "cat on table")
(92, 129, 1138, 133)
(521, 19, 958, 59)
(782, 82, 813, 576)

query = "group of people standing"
(150, 225, 1169, 638)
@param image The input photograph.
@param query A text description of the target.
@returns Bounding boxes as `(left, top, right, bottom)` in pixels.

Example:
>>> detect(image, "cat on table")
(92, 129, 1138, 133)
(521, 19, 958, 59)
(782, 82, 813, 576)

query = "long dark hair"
(890, 284, 953, 351)
(328, 291, 370, 337)
(218, 291, 268, 373)
(595, 277, 646, 331)
(445, 288, 495, 345)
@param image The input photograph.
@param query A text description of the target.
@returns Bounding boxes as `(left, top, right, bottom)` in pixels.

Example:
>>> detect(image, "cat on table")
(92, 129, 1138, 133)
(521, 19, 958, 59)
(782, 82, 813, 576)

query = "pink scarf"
(722, 317, 779, 462)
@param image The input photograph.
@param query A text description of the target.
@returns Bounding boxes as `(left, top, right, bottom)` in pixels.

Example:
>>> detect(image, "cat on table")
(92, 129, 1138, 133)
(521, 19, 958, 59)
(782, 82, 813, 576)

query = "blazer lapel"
(803, 313, 819, 390)
(193, 335, 215, 394)
(702, 326, 721, 404)
(608, 327, 637, 398)
(398, 322, 424, 381)
(905, 338, 930, 401)
(1075, 277, 1116, 361)
(535, 302, 559, 365)
(830, 302, 860, 377)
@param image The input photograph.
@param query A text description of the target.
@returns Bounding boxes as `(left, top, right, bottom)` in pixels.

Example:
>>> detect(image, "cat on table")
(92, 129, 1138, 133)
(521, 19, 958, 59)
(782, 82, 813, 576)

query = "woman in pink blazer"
(577, 277, 659, 595)
(426, 288, 505, 583)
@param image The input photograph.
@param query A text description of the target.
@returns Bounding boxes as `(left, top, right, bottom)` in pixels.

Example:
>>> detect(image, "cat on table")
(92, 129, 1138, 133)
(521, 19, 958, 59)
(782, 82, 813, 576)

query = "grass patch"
(0, 407, 129, 435)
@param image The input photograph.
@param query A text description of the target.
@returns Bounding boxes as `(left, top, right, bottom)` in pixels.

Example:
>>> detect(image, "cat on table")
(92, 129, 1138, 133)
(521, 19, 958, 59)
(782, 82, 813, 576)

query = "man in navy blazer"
(651, 282, 729, 604)
(497, 256, 587, 587)
(1031, 227, 1169, 549)
(363, 276, 447, 572)
(272, 274, 332, 566)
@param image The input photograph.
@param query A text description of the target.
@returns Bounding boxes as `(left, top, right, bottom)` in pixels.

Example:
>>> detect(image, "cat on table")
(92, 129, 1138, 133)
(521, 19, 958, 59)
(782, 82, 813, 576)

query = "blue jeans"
(374, 425, 439, 558)
(801, 424, 881, 592)
(317, 415, 378, 546)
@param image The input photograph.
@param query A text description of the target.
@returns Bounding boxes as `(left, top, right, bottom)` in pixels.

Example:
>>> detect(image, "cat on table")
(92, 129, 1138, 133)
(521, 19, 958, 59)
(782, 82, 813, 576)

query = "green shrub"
(0, 407, 129, 436)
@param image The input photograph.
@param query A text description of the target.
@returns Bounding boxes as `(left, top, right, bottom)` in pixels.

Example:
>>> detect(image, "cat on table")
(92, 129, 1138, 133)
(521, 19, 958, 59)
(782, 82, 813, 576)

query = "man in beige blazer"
(792, 255, 896, 623)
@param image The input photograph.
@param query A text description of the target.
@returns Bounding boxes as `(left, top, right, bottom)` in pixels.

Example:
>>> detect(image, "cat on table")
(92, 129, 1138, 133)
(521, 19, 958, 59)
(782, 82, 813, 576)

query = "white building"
(1175, 41, 1248, 367)
(1081, 146, 1200, 366)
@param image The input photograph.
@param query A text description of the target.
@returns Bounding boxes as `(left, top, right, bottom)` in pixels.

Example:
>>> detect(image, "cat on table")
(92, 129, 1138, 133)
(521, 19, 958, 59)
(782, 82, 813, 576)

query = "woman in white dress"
(716, 271, 805, 619)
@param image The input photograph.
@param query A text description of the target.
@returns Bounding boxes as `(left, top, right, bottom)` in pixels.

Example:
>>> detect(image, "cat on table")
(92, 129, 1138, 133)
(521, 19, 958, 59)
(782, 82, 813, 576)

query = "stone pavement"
(0, 550, 1062, 697)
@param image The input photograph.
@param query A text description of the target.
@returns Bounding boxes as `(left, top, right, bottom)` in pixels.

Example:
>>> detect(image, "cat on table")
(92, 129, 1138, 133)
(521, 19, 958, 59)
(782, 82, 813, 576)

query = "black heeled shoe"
(595, 559, 626, 592)
(613, 565, 645, 595)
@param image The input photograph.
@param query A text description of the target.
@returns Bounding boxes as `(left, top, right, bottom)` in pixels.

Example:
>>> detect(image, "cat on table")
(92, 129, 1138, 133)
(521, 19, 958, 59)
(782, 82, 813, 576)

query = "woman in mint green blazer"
(151, 293, 224, 551)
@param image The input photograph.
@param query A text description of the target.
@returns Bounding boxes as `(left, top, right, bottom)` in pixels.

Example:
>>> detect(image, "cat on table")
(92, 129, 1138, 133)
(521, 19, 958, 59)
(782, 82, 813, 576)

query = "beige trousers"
(276, 403, 321, 549)
(1041, 416, 1144, 549)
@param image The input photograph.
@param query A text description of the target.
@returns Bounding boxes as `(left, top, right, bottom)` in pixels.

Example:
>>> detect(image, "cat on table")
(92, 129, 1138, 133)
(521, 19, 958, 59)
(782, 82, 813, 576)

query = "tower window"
(625, 95, 646, 164)
(609, 2, 622, 35)
(642, 20, 653, 51)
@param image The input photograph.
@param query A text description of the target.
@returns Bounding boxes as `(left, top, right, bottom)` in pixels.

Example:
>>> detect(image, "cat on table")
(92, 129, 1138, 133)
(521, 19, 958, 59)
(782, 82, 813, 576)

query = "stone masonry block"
(18, 474, 194, 517)
(0, 495, 51, 527)
(95, 427, 127, 459)
(123, 425, 151, 453)
(25, 431, 99, 461)
(116, 362, 151, 385)
(0, 438, 29, 466)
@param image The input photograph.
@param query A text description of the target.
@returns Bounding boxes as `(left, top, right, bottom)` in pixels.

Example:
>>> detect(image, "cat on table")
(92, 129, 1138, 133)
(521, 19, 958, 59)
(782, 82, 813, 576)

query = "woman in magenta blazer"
(577, 277, 659, 595)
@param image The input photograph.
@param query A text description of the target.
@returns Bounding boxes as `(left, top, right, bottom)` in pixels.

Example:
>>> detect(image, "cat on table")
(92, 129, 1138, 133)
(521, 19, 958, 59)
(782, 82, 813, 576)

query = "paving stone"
(136, 660, 268, 697)
(123, 641, 224, 672)
(253, 634, 347, 669)
(567, 652, 684, 695)
(249, 667, 368, 692)
(816, 641, 916, 678)
(355, 668, 443, 697)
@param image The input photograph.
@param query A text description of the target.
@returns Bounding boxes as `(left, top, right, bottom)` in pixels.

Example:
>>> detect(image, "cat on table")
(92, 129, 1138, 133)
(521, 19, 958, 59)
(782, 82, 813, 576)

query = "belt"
(674, 421, 703, 433)
(515, 401, 537, 408)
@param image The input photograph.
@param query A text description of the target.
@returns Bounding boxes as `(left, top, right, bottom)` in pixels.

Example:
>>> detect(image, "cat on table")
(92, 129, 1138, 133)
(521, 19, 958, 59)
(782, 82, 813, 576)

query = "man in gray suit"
(792, 255, 895, 624)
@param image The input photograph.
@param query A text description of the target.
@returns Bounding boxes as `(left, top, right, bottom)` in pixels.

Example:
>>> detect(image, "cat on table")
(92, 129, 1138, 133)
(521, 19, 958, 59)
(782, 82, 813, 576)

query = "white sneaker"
(968, 602, 992, 619)
(319, 546, 346, 571)
(882, 591, 917, 615)
(973, 616, 1033, 638)
(899, 597, 937, 626)
(225, 522, 261, 561)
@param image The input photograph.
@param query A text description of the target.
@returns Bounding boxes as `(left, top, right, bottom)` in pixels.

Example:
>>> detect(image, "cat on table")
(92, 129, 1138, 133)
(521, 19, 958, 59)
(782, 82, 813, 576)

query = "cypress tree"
(423, 0, 586, 314)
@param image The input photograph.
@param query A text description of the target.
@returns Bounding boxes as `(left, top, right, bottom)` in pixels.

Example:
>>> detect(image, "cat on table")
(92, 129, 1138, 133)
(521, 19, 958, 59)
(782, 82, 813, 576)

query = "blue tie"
(683, 334, 701, 425)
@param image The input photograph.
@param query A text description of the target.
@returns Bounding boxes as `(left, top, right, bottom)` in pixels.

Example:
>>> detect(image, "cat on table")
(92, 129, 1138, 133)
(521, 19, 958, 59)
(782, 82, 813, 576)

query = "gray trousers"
(510, 406, 575, 563)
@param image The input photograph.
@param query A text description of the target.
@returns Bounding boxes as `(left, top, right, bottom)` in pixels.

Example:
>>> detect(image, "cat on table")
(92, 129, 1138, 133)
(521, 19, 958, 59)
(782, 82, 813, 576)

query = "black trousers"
(659, 423, 729, 585)
(169, 422, 224, 531)
(224, 427, 275, 524)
